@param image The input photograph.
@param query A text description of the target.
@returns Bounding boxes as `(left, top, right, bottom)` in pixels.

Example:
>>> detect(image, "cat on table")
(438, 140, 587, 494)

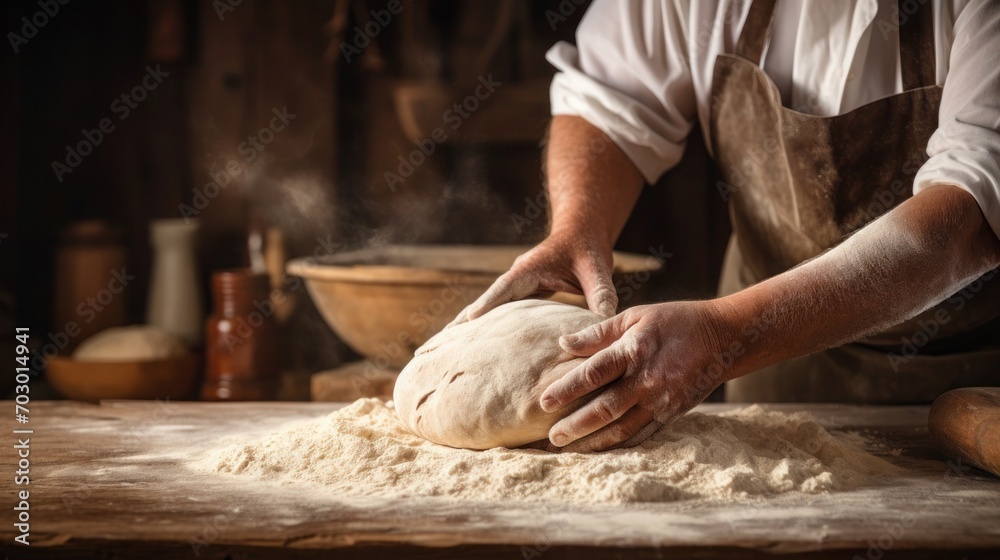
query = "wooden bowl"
(46, 353, 201, 403)
(287, 244, 661, 369)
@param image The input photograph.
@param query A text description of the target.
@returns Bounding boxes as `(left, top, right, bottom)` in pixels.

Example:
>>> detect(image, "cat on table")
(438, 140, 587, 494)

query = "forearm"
(718, 185, 1000, 379)
(545, 115, 645, 245)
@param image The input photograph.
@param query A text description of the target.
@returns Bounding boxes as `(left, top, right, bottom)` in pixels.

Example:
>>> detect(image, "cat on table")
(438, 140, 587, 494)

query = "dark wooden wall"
(2, 0, 730, 381)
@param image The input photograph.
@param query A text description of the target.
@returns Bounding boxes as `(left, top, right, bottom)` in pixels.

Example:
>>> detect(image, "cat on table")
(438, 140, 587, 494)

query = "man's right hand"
(447, 115, 646, 326)
(448, 230, 619, 326)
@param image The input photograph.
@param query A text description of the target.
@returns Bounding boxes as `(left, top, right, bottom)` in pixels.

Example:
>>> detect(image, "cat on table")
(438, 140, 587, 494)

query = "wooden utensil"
(311, 361, 398, 402)
(46, 354, 201, 403)
(53, 221, 127, 349)
(286, 244, 662, 369)
(929, 387, 1000, 477)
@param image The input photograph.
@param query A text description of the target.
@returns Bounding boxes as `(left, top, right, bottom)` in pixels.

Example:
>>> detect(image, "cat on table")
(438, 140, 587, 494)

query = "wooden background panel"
(6, 0, 733, 391)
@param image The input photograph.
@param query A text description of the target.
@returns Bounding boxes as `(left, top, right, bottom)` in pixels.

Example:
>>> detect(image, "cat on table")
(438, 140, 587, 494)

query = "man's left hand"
(540, 301, 734, 452)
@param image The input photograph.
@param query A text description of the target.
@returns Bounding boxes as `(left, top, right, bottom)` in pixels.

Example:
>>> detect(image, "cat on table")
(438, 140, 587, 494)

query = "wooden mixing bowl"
(287, 244, 661, 369)
(46, 354, 201, 403)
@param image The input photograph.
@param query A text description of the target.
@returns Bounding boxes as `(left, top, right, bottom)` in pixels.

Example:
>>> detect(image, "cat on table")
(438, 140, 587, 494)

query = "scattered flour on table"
(191, 399, 901, 504)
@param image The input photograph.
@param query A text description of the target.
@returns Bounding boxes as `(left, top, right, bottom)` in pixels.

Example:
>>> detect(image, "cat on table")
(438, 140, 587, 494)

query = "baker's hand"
(448, 230, 618, 326)
(540, 301, 733, 453)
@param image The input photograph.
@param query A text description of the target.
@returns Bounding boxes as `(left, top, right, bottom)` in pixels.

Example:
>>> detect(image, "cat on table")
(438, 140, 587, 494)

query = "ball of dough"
(393, 299, 603, 449)
(73, 325, 188, 362)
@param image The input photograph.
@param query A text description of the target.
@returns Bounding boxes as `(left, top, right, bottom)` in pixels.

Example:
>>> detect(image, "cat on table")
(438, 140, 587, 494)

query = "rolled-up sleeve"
(547, 0, 698, 184)
(914, 0, 1000, 240)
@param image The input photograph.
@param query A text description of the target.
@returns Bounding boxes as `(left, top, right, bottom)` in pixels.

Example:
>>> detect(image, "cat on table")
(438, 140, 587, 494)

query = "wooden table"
(2, 400, 998, 559)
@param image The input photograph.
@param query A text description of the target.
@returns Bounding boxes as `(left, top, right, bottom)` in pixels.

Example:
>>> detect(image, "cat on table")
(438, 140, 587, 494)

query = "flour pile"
(192, 399, 900, 504)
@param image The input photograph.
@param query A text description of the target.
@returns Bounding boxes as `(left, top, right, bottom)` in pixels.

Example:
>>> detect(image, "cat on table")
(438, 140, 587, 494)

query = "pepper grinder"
(146, 219, 203, 347)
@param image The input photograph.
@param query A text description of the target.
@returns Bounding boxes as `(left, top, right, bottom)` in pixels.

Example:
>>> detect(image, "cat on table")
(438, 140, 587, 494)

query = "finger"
(444, 308, 470, 329)
(540, 342, 631, 412)
(519, 438, 550, 451)
(546, 380, 636, 447)
(554, 407, 659, 453)
(609, 416, 662, 450)
(558, 314, 628, 357)
(449, 271, 538, 326)
(577, 256, 618, 317)
(465, 271, 537, 320)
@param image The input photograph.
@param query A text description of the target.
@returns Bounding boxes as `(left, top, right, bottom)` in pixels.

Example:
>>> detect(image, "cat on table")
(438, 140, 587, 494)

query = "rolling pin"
(929, 387, 1000, 478)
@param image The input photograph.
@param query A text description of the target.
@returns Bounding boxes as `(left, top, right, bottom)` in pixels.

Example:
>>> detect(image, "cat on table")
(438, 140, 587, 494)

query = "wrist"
(549, 215, 614, 242)
(548, 221, 614, 255)
(705, 292, 778, 383)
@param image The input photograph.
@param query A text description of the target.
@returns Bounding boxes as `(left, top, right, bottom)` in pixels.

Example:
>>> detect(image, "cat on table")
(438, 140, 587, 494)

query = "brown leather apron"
(710, 0, 1000, 403)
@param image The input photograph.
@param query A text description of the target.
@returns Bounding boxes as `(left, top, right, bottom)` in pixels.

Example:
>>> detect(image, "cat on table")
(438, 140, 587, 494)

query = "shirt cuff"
(547, 42, 685, 184)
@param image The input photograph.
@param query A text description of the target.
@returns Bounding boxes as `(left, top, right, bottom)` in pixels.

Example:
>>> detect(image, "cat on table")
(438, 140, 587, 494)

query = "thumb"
(559, 314, 627, 357)
(451, 271, 537, 326)
(578, 255, 618, 318)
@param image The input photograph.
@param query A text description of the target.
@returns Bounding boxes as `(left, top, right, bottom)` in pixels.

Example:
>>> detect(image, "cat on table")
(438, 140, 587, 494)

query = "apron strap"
(898, 0, 937, 90)
(735, 0, 778, 65)
(736, 0, 937, 90)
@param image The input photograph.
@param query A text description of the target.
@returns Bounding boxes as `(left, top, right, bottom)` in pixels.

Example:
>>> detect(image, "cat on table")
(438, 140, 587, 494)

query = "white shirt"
(548, 0, 1000, 239)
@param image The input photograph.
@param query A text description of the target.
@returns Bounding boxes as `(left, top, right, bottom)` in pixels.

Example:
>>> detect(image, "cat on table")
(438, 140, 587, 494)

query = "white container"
(146, 219, 203, 347)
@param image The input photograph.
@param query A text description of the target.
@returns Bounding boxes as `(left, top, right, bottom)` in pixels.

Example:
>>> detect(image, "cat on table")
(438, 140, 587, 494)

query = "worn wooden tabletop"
(1, 400, 998, 559)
